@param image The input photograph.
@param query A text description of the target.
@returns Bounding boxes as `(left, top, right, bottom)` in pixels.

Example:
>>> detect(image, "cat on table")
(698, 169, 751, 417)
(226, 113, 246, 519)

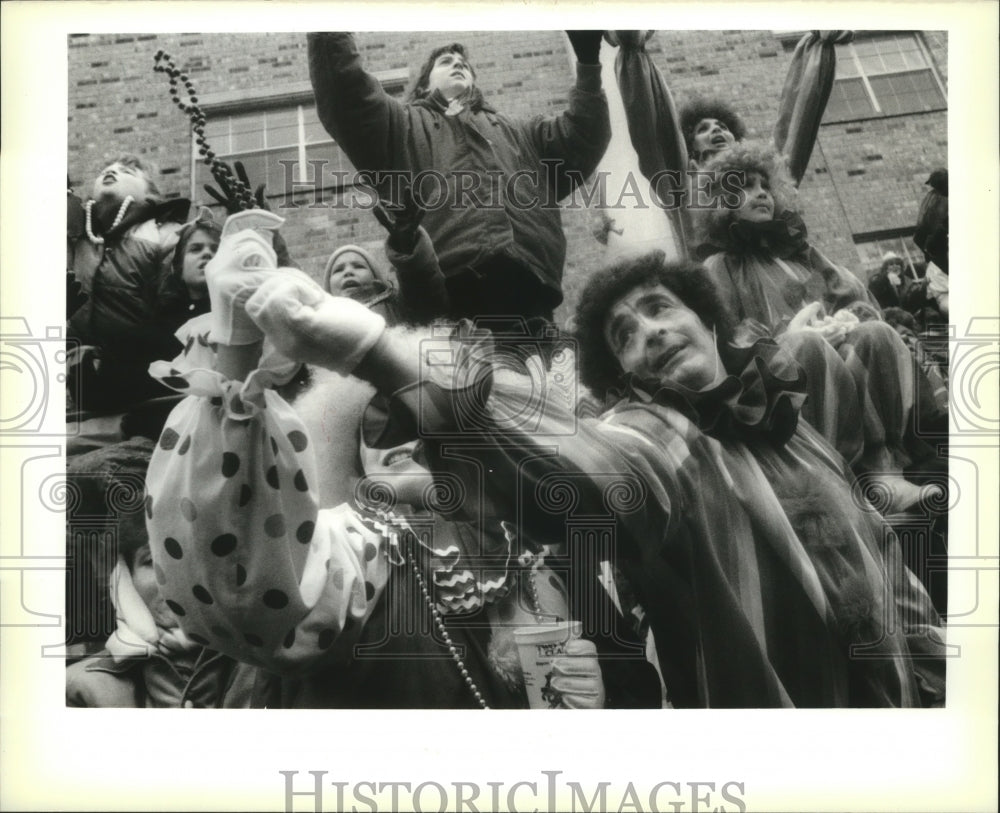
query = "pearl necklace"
(84, 196, 133, 244)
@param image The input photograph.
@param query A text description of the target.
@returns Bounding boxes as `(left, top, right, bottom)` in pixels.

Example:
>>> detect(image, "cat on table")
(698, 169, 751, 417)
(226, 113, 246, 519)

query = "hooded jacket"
(68, 196, 191, 362)
(308, 32, 611, 313)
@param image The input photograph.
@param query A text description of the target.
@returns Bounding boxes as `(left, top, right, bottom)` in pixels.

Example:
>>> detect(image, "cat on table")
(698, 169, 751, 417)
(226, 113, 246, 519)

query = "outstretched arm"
(773, 30, 853, 186)
(307, 32, 405, 172)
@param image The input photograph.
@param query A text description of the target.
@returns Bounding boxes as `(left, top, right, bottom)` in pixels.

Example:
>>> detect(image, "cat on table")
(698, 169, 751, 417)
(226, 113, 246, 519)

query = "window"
(824, 33, 946, 122)
(191, 72, 408, 201)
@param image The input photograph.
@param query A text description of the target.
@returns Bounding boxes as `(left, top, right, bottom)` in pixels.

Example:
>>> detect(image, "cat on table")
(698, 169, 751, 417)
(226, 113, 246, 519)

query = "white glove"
(549, 637, 606, 709)
(206, 211, 284, 345)
(246, 274, 387, 376)
(787, 301, 848, 348)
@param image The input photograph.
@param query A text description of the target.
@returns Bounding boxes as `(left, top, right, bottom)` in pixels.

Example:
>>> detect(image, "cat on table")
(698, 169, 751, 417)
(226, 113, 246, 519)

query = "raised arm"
(773, 30, 854, 186)
(307, 32, 406, 172)
(526, 32, 611, 201)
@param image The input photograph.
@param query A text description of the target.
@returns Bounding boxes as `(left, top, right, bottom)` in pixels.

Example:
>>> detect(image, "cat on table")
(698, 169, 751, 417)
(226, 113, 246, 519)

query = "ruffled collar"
(613, 339, 807, 447)
(696, 209, 810, 261)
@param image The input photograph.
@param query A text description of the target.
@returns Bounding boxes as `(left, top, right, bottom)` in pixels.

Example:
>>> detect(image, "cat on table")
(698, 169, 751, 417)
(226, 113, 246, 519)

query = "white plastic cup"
(513, 620, 582, 709)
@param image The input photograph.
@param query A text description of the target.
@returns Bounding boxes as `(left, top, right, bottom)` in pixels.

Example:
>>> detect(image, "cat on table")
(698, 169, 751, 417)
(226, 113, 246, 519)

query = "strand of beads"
(153, 50, 256, 211)
(84, 195, 133, 244)
(406, 549, 489, 709)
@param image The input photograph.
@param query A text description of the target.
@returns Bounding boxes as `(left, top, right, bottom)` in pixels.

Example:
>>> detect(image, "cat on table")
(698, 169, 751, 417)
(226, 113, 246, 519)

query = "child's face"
(734, 171, 775, 224)
(92, 161, 152, 203)
(130, 544, 179, 629)
(327, 251, 377, 297)
(181, 228, 220, 299)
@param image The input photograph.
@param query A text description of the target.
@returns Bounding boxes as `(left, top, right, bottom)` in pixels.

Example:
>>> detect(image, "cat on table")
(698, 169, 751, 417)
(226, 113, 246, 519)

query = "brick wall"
(68, 29, 947, 323)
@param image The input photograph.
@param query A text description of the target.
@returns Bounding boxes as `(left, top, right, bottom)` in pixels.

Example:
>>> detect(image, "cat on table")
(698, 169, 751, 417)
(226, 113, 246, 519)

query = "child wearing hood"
(695, 145, 945, 511)
(67, 155, 192, 413)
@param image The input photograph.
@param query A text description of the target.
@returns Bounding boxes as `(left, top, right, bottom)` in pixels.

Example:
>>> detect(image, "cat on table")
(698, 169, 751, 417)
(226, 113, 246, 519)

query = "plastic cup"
(513, 620, 582, 709)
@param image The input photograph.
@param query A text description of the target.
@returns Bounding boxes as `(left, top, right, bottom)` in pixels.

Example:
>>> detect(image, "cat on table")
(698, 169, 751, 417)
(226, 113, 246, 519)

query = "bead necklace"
(153, 51, 256, 211)
(84, 196, 133, 244)
(406, 548, 489, 709)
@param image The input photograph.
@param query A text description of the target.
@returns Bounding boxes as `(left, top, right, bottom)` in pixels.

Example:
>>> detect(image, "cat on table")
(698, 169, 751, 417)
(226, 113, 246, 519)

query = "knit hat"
(323, 244, 387, 293)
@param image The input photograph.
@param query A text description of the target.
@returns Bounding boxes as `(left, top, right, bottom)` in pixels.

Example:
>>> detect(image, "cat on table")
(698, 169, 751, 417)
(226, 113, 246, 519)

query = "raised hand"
(565, 30, 604, 65)
(246, 274, 387, 375)
(204, 160, 267, 214)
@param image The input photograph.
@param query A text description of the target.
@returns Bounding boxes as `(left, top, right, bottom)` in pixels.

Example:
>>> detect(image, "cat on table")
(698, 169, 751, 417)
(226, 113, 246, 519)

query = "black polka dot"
(154, 563, 167, 585)
(364, 542, 378, 562)
(283, 628, 296, 648)
(180, 498, 197, 522)
(270, 437, 279, 455)
(210, 397, 223, 407)
(211, 533, 237, 557)
(331, 568, 344, 590)
(263, 589, 289, 609)
(238, 484, 252, 507)
(192, 584, 214, 604)
(178, 436, 192, 456)
(317, 629, 336, 650)
(548, 574, 562, 591)
(294, 470, 308, 492)
(185, 335, 195, 354)
(296, 520, 315, 544)
(164, 537, 183, 560)
(165, 599, 186, 616)
(231, 397, 246, 415)
(159, 428, 180, 451)
(222, 452, 240, 478)
(211, 625, 231, 639)
(188, 632, 209, 645)
(266, 466, 280, 489)
(144, 495, 154, 519)
(161, 376, 189, 389)
(364, 581, 376, 601)
(264, 514, 286, 538)
(235, 564, 247, 586)
(243, 632, 263, 647)
(288, 430, 308, 453)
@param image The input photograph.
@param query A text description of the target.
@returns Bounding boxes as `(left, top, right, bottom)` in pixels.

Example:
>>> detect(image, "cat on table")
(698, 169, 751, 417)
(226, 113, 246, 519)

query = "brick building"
(67, 29, 947, 321)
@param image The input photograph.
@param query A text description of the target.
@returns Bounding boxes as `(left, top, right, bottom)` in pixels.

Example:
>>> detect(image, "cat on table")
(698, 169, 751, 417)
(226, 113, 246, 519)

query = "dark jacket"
(67, 199, 191, 411)
(66, 647, 255, 708)
(308, 32, 610, 313)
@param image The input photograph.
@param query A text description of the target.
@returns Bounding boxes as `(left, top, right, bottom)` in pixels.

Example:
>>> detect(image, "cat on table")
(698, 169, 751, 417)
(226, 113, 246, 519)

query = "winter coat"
(66, 647, 255, 708)
(307, 32, 611, 313)
(67, 198, 191, 411)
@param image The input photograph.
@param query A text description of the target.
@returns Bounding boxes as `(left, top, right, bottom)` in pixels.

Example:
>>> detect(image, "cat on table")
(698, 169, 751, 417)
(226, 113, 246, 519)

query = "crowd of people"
(65, 30, 948, 709)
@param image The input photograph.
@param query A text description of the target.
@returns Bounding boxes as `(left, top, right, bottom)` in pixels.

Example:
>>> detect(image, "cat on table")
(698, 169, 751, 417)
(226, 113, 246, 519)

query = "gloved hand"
(205, 210, 286, 345)
(565, 30, 604, 65)
(204, 160, 267, 214)
(246, 274, 387, 376)
(372, 184, 426, 254)
(549, 637, 606, 709)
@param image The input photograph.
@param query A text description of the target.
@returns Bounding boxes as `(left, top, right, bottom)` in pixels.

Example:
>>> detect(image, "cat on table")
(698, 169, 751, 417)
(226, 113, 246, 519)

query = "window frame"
(820, 32, 947, 124)
(189, 71, 409, 201)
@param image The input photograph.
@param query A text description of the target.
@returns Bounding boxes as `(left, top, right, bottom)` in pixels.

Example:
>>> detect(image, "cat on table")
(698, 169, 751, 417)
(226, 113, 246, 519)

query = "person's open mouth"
(382, 446, 417, 467)
(711, 135, 729, 147)
(652, 344, 684, 374)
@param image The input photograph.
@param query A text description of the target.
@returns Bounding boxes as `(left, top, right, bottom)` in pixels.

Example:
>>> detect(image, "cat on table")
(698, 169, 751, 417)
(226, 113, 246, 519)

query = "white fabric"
(246, 274, 386, 376)
(206, 211, 285, 345)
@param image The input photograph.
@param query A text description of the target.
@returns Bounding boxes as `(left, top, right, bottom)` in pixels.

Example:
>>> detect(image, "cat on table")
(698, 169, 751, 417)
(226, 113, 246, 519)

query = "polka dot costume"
(146, 352, 387, 672)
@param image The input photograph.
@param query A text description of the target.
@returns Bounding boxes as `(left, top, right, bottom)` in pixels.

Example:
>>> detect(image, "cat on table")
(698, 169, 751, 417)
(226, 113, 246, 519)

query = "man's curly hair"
(679, 97, 747, 157)
(574, 251, 736, 399)
(693, 143, 799, 250)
